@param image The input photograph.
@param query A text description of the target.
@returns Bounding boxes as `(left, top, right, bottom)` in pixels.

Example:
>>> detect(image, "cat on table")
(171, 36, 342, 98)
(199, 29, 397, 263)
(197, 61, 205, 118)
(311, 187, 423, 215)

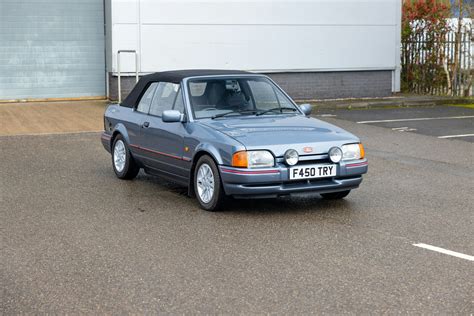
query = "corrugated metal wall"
(110, 0, 400, 75)
(0, 0, 105, 100)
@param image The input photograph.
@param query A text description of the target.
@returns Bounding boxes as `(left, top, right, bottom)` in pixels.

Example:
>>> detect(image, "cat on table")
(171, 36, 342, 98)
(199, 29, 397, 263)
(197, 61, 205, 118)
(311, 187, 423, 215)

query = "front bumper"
(219, 160, 368, 198)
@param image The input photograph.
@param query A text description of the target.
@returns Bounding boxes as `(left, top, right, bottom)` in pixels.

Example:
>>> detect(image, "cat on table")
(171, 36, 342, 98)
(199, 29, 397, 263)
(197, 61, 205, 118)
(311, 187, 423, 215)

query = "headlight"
(248, 151, 274, 168)
(232, 150, 274, 168)
(284, 149, 299, 166)
(328, 147, 343, 163)
(341, 143, 365, 160)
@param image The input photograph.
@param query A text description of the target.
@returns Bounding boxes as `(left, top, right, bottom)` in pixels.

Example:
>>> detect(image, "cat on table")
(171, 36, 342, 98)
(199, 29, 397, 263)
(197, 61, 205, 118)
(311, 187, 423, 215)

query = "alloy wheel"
(196, 163, 215, 203)
(113, 140, 126, 172)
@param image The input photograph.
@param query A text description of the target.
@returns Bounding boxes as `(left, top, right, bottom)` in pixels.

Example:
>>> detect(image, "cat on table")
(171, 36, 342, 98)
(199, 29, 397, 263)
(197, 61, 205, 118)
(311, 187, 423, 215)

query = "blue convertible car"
(101, 70, 368, 211)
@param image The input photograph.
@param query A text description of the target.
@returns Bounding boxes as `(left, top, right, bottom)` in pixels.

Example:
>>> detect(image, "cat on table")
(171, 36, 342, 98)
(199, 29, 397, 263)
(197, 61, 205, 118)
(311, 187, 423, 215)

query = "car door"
(140, 82, 188, 182)
(126, 82, 158, 162)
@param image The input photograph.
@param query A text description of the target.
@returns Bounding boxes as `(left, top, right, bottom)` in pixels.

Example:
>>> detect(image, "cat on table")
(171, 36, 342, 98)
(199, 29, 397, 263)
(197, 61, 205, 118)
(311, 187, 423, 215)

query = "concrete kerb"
(297, 96, 474, 110)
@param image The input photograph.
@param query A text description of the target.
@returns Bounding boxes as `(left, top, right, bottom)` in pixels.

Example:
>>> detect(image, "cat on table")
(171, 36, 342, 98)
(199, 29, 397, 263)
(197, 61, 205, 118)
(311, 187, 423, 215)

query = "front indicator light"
(232, 151, 248, 168)
(359, 143, 365, 159)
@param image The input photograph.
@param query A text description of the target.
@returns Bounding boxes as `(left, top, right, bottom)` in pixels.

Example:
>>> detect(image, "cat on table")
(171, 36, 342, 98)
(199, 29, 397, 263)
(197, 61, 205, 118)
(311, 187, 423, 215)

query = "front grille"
(294, 158, 332, 166)
(277, 154, 331, 167)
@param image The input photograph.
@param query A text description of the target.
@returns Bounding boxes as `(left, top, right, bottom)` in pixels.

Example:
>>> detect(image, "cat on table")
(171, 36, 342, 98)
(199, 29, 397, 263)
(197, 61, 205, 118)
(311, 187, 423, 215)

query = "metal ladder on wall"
(117, 50, 139, 103)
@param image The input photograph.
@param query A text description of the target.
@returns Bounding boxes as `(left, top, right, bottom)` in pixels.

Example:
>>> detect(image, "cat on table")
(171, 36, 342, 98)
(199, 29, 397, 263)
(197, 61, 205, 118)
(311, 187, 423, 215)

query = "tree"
(402, 0, 474, 96)
(401, 0, 452, 94)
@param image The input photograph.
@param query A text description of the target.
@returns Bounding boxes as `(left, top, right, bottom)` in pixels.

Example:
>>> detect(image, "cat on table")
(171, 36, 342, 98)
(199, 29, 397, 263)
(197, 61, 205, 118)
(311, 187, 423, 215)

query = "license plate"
(289, 164, 337, 180)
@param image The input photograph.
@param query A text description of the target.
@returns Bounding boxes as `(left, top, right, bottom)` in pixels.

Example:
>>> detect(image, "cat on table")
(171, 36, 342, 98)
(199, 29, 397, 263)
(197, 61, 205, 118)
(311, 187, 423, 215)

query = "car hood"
(199, 115, 359, 157)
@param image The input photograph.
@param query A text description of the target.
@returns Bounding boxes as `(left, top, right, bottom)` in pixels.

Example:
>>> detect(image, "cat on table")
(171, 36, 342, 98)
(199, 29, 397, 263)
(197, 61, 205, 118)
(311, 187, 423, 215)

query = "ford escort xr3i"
(101, 70, 368, 211)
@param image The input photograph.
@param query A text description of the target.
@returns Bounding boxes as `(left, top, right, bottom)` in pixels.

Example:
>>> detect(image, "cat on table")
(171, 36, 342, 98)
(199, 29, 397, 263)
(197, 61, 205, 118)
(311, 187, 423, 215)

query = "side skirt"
(143, 167, 189, 187)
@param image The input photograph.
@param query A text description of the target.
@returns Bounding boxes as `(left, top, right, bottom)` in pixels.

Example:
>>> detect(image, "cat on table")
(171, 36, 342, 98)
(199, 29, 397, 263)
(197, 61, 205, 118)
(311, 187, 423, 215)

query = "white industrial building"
(0, 0, 402, 102)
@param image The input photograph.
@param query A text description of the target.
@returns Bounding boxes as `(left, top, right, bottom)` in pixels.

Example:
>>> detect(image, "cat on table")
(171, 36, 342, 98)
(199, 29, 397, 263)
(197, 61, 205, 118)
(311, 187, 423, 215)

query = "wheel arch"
(188, 149, 222, 197)
(111, 123, 130, 145)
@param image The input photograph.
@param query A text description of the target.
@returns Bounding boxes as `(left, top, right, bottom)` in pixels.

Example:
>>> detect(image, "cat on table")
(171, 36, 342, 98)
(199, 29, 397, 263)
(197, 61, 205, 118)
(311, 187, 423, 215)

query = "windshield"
(187, 77, 299, 119)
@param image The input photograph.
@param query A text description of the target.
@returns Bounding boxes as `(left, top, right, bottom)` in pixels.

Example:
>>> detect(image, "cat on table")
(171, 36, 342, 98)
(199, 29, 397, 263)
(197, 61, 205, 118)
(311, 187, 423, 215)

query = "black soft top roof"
(121, 69, 255, 108)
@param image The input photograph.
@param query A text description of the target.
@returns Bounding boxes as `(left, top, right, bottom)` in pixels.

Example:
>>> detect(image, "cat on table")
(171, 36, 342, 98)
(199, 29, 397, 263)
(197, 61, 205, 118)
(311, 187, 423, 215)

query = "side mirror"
(299, 103, 312, 116)
(162, 110, 183, 123)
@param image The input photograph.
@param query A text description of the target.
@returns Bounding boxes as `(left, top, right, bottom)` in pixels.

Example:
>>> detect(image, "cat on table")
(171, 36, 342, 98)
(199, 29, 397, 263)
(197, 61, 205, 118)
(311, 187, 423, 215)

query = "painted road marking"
(413, 243, 474, 262)
(438, 133, 474, 139)
(392, 127, 417, 132)
(318, 114, 337, 117)
(357, 115, 474, 124)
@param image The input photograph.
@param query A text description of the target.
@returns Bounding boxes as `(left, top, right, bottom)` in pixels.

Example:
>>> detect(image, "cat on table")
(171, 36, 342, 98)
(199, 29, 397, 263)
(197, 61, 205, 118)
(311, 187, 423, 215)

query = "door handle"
(142, 121, 150, 128)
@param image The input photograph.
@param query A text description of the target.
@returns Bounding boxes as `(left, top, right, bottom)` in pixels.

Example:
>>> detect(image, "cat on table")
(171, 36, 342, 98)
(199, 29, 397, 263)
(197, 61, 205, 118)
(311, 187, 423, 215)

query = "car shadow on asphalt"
(126, 171, 355, 216)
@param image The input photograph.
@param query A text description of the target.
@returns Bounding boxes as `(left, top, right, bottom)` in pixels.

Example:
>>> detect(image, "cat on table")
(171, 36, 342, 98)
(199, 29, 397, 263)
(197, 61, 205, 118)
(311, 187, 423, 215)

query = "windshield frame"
(183, 74, 303, 121)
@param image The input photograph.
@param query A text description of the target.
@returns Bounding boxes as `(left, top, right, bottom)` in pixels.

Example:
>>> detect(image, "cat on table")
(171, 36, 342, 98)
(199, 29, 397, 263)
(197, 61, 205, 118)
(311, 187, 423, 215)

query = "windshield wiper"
(211, 110, 257, 119)
(256, 107, 298, 116)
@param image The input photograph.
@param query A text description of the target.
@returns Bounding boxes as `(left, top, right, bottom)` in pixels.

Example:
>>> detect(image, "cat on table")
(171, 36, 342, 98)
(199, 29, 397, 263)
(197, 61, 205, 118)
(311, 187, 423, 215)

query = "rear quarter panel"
(103, 104, 142, 150)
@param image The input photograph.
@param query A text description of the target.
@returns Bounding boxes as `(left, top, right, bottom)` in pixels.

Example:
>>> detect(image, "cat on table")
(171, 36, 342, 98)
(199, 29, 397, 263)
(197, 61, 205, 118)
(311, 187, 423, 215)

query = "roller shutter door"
(0, 0, 105, 100)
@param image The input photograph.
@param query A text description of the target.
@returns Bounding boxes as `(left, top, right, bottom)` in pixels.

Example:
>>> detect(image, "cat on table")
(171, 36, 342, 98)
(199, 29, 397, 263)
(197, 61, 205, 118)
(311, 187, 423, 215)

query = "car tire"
(320, 190, 351, 200)
(112, 134, 139, 180)
(194, 155, 226, 211)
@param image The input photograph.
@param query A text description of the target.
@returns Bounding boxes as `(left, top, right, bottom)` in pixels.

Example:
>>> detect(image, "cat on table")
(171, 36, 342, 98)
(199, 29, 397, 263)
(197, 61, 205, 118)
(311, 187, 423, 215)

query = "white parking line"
(318, 114, 337, 117)
(357, 115, 474, 124)
(437, 133, 474, 139)
(413, 243, 474, 261)
(391, 127, 417, 132)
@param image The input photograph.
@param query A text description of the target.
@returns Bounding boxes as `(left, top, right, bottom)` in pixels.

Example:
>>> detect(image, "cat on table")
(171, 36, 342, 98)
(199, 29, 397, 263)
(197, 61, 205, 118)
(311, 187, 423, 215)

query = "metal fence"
(401, 25, 474, 96)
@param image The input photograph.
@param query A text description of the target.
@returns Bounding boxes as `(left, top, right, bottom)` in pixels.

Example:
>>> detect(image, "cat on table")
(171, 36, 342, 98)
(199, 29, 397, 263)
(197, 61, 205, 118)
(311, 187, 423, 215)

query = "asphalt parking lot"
(1, 105, 473, 313)
(316, 105, 474, 142)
